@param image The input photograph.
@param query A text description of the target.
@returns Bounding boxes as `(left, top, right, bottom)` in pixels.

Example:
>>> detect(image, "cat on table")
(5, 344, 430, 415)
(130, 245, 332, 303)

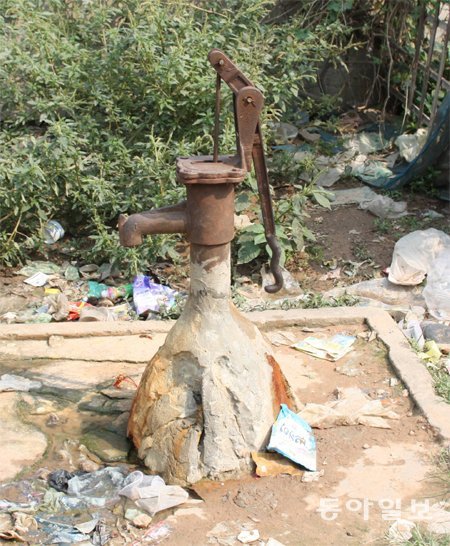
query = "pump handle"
(208, 49, 283, 293)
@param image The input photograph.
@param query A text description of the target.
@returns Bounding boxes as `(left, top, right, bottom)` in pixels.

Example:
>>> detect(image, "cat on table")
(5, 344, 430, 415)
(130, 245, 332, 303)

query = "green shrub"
(0, 0, 355, 271)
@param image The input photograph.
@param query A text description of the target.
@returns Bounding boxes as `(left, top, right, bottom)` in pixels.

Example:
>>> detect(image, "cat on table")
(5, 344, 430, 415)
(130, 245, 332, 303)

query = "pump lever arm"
(252, 128, 284, 293)
(208, 49, 283, 293)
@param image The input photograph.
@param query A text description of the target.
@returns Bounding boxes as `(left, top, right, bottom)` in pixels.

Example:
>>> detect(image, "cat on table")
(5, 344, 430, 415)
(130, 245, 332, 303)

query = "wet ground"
(0, 320, 447, 545)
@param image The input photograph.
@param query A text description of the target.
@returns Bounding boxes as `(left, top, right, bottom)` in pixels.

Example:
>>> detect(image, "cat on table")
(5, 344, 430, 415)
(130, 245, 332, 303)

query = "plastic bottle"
(101, 284, 133, 302)
(43, 220, 65, 244)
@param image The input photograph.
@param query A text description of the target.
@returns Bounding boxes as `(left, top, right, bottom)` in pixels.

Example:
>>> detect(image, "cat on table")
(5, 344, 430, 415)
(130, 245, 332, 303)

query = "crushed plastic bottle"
(42, 221, 65, 244)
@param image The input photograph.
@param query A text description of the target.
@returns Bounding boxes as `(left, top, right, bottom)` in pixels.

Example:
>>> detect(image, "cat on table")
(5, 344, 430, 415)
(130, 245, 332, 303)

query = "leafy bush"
(0, 0, 356, 270)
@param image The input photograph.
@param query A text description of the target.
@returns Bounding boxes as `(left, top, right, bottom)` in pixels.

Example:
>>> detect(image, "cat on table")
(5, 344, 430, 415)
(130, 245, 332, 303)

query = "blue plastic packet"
(267, 404, 317, 471)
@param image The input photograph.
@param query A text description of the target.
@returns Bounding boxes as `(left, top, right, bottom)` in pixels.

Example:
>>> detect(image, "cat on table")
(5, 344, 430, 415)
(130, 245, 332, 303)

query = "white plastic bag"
(360, 194, 407, 219)
(423, 253, 450, 320)
(389, 229, 450, 286)
(119, 471, 188, 515)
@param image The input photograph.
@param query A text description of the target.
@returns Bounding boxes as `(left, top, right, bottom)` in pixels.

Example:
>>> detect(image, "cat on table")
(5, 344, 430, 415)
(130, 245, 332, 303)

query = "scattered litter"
(18, 261, 60, 276)
(66, 466, 128, 507)
(418, 340, 442, 365)
(119, 470, 189, 515)
(34, 516, 87, 544)
(398, 316, 425, 350)
(48, 469, 77, 493)
(0, 529, 26, 542)
(88, 281, 133, 302)
(133, 275, 177, 316)
(389, 228, 450, 286)
(74, 517, 99, 534)
(270, 121, 298, 142)
(23, 272, 49, 287)
(345, 132, 390, 154)
(330, 186, 378, 206)
(0, 374, 42, 392)
(301, 469, 324, 483)
(137, 521, 172, 544)
(297, 387, 400, 429)
(68, 301, 90, 321)
(422, 209, 444, 219)
(298, 128, 320, 142)
(43, 220, 65, 244)
(207, 521, 257, 546)
(386, 518, 416, 543)
(251, 452, 303, 477)
(360, 194, 408, 219)
(267, 404, 317, 471)
(389, 377, 399, 387)
(234, 214, 253, 230)
(351, 161, 393, 185)
(44, 293, 70, 321)
(64, 265, 80, 281)
(292, 334, 356, 361)
(79, 306, 117, 322)
(237, 529, 260, 543)
(395, 128, 428, 162)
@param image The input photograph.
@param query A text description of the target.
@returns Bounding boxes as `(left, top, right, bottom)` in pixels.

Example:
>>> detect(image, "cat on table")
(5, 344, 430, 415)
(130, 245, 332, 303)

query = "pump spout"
(118, 201, 187, 247)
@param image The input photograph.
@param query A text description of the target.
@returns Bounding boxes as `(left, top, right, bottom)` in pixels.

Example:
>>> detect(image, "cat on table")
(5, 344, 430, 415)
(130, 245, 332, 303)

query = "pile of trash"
(0, 465, 189, 544)
(272, 109, 443, 192)
(1, 261, 181, 324)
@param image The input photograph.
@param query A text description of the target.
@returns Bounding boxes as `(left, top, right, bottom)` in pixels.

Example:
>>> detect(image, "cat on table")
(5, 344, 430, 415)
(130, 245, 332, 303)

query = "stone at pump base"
(128, 247, 292, 485)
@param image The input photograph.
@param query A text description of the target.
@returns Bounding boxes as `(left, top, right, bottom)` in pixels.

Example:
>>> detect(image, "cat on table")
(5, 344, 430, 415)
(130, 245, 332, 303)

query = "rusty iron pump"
(119, 49, 283, 293)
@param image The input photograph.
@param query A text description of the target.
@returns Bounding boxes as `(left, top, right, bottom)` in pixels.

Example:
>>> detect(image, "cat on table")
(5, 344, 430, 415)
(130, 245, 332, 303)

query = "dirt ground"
(296, 181, 449, 293)
(0, 322, 446, 545)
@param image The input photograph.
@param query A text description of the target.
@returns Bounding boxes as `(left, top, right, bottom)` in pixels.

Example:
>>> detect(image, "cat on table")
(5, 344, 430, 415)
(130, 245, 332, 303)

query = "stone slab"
(0, 306, 449, 442)
(0, 392, 48, 481)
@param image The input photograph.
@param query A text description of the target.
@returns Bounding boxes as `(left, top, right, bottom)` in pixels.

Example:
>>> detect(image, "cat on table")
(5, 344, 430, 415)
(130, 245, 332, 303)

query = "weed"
(409, 168, 442, 198)
(305, 243, 325, 264)
(429, 363, 450, 405)
(428, 448, 450, 500)
(352, 242, 373, 262)
(373, 218, 392, 234)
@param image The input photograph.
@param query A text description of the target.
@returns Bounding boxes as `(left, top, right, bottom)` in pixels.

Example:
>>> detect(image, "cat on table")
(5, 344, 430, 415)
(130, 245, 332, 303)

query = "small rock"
(407, 411, 413, 417)
(422, 321, 450, 346)
(46, 413, 60, 427)
(237, 529, 260, 544)
(376, 389, 387, 398)
(48, 335, 64, 348)
(389, 377, 399, 387)
(301, 469, 324, 482)
(266, 539, 286, 546)
(132, 514, 153, 529)
(409, 430, 415, 436)
(362, 443, 370, 449)
(125, 508, 152, 528)
(402, 389, 409, 397)
(30, 400, 57, 415)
